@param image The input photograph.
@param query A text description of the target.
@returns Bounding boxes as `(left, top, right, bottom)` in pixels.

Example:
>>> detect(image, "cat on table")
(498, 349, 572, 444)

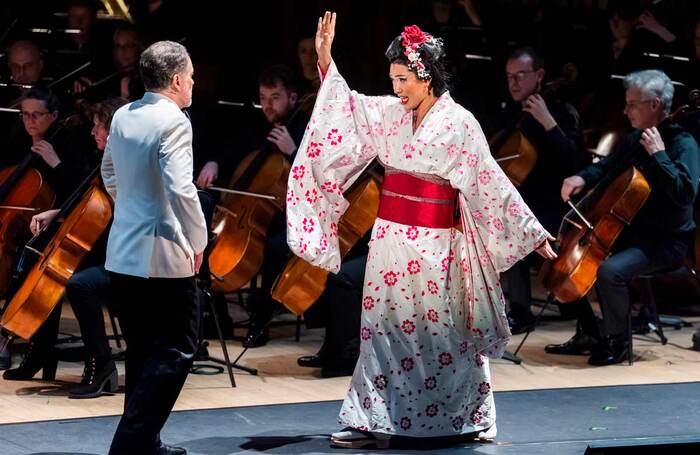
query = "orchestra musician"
(196, 64, 310, 348)
(549, 69, 700, 366)
(496, 47, 589, 334)
(2, 98, 126, 399)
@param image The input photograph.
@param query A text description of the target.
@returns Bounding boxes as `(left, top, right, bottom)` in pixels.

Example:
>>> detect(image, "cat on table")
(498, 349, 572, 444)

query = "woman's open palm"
(316, 11, 336, 71)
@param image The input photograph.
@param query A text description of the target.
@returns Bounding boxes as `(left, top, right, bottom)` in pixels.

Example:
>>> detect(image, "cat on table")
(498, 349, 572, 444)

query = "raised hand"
(267, 124, 296, 156)
(315, 11, 336, 72)
(31, 140, 61, 168)
(639, 127, 665, 155)
(522, 94, 556, 131)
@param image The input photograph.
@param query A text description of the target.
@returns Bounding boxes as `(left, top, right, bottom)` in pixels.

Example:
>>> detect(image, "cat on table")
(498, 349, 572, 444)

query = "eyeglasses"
(19, 110, 51, 121)
(623, 99, 653, 110)
(505, 70, 536, 83)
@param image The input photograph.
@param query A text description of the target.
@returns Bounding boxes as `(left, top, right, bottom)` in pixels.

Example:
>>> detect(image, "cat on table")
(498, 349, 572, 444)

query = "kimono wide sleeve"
(286, 61, 393, 272)
(442, 111, 550, 357)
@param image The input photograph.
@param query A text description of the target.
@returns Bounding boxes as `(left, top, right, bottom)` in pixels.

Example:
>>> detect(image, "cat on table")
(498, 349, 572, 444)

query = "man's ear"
(289, 92, 299, 105)
(535, 68, 545, 83)
(172, 72, 181, 90)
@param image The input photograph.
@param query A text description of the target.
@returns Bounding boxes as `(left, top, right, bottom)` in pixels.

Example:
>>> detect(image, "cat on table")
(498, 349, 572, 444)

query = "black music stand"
(501, 294, 555, 364)
(190, 281, 258, 388)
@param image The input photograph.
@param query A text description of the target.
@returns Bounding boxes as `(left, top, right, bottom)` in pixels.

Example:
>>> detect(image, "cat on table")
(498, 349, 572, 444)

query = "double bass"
(271, 164, 382, 315)
(0, 167, 112, 341)
(207, 95, 314, 293)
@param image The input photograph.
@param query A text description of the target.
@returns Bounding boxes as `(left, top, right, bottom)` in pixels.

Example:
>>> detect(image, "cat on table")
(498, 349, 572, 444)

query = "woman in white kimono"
(286, 12, 557, 448)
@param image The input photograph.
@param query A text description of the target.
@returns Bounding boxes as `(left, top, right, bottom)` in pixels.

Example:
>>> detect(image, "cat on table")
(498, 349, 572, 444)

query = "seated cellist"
(495, 47, 589, 334)
(2, 98, 126, 398)
(195, 64, 310, 347)
(551, 70, 700, 366)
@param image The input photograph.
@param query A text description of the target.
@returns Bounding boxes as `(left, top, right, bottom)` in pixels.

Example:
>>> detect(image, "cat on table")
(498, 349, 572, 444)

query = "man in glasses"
(495, 47, 589, 335)
(554, 69, 700, 365)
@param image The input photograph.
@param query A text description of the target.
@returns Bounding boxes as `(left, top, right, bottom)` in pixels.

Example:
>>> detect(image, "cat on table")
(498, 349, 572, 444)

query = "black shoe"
(298, 354, 323, 368)
(155, 443, 187, 455)
(321, 363, 356, 378)
(69, 357, 119, 399)
(588, 334, 630, 366)
(320, 358, 357, 378)
(508, 314, 535, 335)
(692, 332, 700, 352)
(545, 331, 599, 355)
(2, 342, 57, 381)
(242, 326, 269, 348)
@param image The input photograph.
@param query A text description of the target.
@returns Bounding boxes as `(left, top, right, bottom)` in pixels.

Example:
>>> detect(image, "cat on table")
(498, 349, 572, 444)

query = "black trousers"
(318, 254, 365, 365)
(27, 265, 113, 361)
(251, 226, 290, 327)
(65, 265, 113, 361)
(595, 234, 690, 337)
(108, 272, 199, 455)
(502, 252, 539, 318)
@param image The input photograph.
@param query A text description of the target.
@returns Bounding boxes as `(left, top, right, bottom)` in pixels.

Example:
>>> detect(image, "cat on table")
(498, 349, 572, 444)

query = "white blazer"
(101, 92, 208, 278)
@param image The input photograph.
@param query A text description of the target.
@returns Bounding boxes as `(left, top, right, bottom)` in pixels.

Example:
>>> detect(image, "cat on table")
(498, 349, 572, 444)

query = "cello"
(207, 95, 314, 293)
(489, 82, 564, 187)
(0, 167, 112, 341)
(271, 164, 382, 315)
(0, 120, 73, 297)
(540, 164, 650, 303)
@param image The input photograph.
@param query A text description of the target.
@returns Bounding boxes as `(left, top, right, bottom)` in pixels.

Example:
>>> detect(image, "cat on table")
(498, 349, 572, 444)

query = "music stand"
(190, 282, 258, 388)
(501, 294, 554, 364)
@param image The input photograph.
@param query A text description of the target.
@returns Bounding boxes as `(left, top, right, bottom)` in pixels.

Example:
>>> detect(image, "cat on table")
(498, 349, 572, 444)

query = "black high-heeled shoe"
(2, 341, 57, 381)
(68, 356, 119, 399)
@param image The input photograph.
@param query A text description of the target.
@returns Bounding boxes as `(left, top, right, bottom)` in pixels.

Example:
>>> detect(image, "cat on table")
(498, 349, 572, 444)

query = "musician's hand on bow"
(268, 124, 296, 156)
(72, 76, 93, 95)
(315, 11, 336, 73)
(196, 161, 219, 189)
(636, 10, 676, 43)
(523, 94, 556, 131)
(31, 140, 61, 168)
(536, 234, 558, 260)
(640, 127, 665, 155)
(30, 209, 60, 235)
(561, 175, 586, 202)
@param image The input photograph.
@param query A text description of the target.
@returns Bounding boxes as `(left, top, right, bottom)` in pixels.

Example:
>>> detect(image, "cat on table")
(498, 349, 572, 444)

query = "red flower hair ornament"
(400, 25, 440, 80)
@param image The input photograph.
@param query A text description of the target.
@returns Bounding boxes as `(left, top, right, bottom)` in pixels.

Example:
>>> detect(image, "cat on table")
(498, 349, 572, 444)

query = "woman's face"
(20, 98, 57, 138)
(389, 63, 431, 111)
(91, 115, 109, 151)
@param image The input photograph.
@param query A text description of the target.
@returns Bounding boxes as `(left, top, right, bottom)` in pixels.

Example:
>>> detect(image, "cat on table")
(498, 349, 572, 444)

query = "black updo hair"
(385, 30, 450, 97)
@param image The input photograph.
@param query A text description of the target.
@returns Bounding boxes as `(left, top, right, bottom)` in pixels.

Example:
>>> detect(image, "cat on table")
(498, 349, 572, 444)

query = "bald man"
(7, 40, 44, 85)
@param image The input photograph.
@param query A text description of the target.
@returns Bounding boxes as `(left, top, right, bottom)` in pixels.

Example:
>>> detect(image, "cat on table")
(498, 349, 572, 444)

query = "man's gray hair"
(623, 69, 674, 115)
(139, 41, 190, 92)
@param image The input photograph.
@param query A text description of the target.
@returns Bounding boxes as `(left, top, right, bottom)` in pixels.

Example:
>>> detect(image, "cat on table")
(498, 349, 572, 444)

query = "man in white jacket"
(101, 40, 207, 455)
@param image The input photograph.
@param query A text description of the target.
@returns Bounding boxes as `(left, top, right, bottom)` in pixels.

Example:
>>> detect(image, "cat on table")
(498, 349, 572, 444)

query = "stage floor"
(2, 382, 700, 454)
(1, 305, 700, 426)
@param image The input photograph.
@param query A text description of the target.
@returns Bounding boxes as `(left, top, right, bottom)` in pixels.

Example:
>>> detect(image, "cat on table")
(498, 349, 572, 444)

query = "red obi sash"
(377, 172, 457, 229)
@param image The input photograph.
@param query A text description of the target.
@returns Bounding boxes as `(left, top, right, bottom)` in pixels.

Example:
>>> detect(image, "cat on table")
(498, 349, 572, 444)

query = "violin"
(0, 166, 112, 341)
(207, 95, 314, 294)
(271, 164, 382, 315)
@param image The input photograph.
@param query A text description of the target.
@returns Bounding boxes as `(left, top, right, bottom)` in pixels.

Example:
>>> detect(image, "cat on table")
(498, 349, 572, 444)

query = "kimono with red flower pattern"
(286, 61, 549, 437)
